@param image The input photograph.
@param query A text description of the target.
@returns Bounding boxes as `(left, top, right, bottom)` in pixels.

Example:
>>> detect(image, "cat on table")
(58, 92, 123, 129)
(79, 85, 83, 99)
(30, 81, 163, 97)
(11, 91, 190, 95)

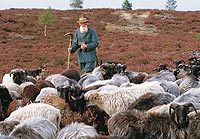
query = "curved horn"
(184, 102, 198, 114)
(71, 95, 76, 101)
(169, 103, 179, 115)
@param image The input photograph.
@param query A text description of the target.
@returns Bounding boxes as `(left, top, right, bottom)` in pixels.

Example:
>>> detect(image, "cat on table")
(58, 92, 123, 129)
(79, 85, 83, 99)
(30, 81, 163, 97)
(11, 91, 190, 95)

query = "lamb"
(5, 103, 61, 129)
(56, 122, 98, 139)
(86, 81, 166, 115)
(9, 117, 57, 139)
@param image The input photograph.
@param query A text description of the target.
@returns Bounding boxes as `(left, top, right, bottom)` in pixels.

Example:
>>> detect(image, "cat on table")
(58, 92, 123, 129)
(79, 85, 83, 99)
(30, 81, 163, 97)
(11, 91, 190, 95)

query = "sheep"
(9, 117, 57, 139)
(19, 81, 34, 93)
(40, 93, 67, 113)
(147, 88, 200, 116)
(0, 121, 19, 136)
(83, 74, 130, 90)
(1, 83, 22, 99)
(179, 65, 200, 94)
(45, 74, 71, 88)
(124, 71, 148, 84)
(128, 92, 176, 111)
(86, 81, 166, 115)
(61, 69, 81, 82)
(188, 110, 200, 139)
(156, 80, 181, 97)
(142, 102, 197, 139)
(35, 87, 59, 102)
(0, 85, 13, 115)
(5, 103, 61, 129)
(145, 70, 176, 82)
(34, 80, 55, 91)
(107, 109, 144, 138)
(0, 134, 16, 139)
(25, 65, 46, 80)
(56, 122, 98, 139)
(6, 98, 31, 116)
(21, 84, 40, 101)
(9, 69, 27, 85)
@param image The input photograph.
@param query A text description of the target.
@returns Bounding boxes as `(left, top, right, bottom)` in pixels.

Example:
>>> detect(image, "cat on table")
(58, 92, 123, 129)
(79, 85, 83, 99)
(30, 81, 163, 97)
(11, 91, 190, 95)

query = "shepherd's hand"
(68, 48, 72, 53)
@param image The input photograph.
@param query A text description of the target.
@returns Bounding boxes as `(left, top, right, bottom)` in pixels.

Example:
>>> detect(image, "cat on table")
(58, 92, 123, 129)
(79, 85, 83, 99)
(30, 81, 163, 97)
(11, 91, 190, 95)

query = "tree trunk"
(44, 25, 47, 37)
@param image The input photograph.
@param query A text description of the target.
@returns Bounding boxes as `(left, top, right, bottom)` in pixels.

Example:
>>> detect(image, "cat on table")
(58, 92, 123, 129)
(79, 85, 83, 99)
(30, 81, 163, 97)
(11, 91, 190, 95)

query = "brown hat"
(77, 15, 89, 23)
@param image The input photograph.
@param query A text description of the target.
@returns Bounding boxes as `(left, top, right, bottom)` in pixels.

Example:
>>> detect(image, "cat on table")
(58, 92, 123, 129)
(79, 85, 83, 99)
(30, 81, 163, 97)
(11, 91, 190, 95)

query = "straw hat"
(77, 15, 89, 23)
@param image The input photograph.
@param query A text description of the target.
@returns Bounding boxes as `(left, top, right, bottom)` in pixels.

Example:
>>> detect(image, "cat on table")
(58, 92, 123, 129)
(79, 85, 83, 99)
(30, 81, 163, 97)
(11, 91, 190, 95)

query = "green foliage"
(122, 0, 132, 10)
(165, 0, 177, 10)
(70, 0, 83, 9)
(196, 33, 200, 41)
(39, 7, 55, 27)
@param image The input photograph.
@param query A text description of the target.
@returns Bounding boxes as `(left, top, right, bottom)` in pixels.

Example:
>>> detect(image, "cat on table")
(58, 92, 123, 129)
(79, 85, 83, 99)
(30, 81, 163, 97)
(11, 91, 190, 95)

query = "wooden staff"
(64, 32, 73, 69)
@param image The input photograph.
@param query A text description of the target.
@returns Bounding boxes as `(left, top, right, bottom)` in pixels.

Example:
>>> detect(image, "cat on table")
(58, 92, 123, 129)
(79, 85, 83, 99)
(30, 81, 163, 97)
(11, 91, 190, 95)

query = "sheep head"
(88, 92, 103, 105)
(169, 103, 197, 128)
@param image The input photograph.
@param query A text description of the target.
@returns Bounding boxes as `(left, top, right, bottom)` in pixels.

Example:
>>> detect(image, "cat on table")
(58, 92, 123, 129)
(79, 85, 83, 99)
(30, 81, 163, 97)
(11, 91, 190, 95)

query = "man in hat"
(68, 15, 99, 73)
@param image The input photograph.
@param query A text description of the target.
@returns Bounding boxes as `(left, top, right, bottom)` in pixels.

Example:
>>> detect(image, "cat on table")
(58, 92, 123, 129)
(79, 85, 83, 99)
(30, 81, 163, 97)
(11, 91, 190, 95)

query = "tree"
(122, 0, 132, 10)
(39, 7, 56, 37)
(70, 0, 83, 9)
(165, 0, 177, 10)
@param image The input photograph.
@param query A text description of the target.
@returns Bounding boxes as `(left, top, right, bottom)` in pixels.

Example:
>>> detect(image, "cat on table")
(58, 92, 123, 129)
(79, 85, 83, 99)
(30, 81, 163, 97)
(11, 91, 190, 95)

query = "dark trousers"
(80, 61, 95, 73)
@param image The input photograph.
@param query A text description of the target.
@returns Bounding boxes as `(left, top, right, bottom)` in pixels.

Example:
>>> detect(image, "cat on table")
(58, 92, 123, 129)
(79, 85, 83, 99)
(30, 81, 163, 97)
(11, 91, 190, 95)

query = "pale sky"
(0, 0, 199, 11)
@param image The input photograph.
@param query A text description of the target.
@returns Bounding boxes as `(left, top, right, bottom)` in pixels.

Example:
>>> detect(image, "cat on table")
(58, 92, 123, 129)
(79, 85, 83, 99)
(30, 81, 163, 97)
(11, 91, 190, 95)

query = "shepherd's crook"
(64, 32, 73, 69)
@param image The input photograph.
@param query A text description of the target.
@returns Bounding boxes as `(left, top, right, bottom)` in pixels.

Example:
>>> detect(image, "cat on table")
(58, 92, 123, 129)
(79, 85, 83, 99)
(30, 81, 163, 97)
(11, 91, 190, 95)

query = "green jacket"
(71, 27, 99, 63)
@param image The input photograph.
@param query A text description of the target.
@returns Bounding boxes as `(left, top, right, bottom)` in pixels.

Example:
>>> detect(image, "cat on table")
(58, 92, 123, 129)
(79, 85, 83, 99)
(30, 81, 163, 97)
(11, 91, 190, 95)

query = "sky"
(0, 0, 199, 11)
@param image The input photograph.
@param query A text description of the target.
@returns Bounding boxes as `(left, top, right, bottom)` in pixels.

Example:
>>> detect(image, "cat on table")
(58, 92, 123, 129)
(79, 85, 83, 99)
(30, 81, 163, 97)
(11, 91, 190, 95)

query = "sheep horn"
(184, 102, 198, 114)
(71, 95, 76, 101)
(169, 103, 179, 115)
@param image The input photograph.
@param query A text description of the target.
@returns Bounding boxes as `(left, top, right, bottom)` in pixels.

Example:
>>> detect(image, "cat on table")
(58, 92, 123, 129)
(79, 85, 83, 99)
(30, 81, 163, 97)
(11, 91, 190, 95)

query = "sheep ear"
(169, 103, 178, 115)
(184, 102, 198, 114)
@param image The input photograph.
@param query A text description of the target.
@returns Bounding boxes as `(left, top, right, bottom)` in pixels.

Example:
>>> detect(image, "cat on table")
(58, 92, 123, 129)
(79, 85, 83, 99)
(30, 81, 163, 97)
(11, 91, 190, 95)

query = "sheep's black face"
(0, 86, 13, 112)
(173, 105, 189, 128)
(12, 71, 27, 85)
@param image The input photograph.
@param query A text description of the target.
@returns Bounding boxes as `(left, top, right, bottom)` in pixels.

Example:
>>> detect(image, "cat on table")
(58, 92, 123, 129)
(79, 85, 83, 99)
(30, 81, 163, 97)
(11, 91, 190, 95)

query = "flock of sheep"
(0, 52, 199, 139)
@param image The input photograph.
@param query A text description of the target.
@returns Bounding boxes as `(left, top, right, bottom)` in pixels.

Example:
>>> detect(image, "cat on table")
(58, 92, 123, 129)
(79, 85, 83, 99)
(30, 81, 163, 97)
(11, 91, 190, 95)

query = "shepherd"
(68, 14, 99, 74)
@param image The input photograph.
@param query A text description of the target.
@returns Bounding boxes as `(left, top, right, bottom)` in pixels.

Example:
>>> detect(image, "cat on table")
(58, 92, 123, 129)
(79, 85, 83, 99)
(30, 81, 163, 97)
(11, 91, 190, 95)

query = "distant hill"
(0, 8, 199, 79)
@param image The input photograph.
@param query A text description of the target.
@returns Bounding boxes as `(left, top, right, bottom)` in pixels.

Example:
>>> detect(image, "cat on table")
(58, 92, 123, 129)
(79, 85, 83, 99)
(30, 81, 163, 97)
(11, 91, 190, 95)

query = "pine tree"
(165, 0, 177, 10)
(70, 0, 83, 9)
(122, 0, 132, 10)
(39, 7, 56, 37)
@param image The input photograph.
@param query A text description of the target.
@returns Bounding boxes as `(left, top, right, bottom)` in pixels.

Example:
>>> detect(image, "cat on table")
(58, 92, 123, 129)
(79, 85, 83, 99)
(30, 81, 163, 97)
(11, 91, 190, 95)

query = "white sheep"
(9, 117, 57, 139)
(35, 87, 59, 102)
(86, 81, 166, 115)
(5, 103, 61, 129)
(56, 122, 98, 139)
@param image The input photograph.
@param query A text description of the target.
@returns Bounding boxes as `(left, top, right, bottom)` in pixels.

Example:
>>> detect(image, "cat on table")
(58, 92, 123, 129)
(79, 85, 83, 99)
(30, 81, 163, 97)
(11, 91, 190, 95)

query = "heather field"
(0, 8, 199, 80)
